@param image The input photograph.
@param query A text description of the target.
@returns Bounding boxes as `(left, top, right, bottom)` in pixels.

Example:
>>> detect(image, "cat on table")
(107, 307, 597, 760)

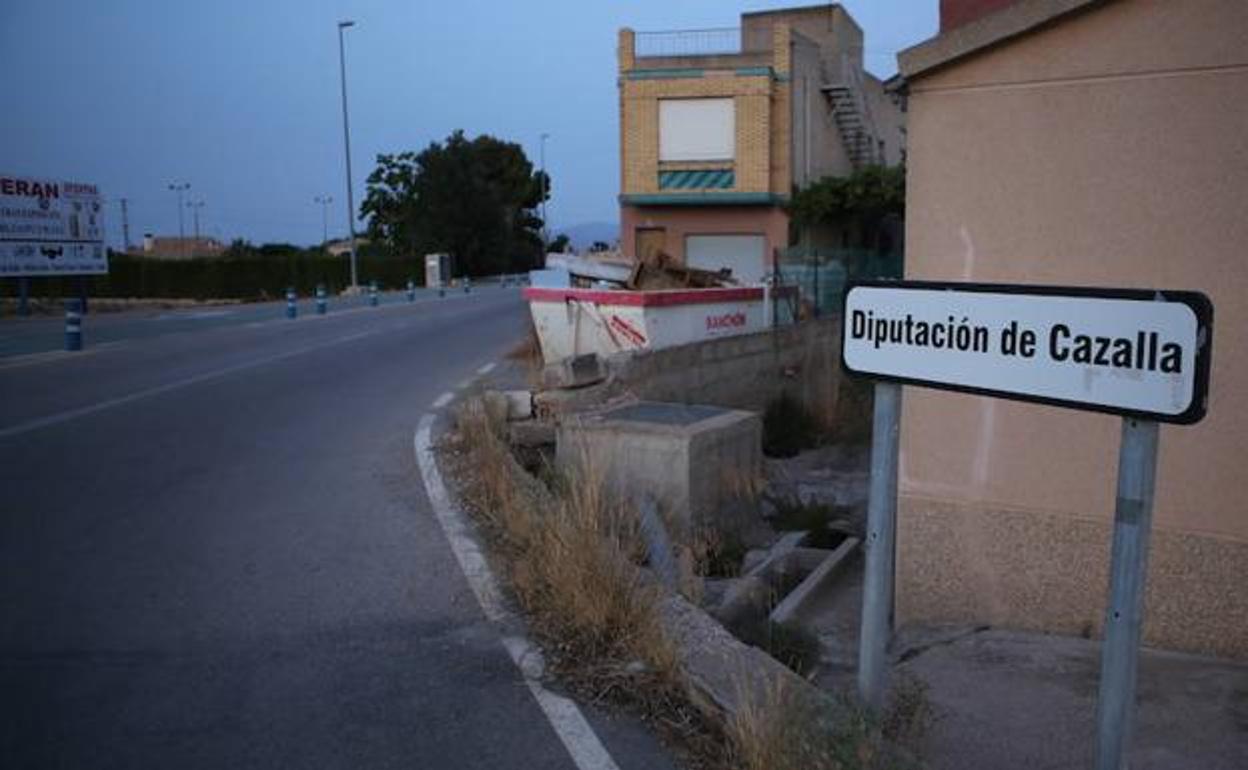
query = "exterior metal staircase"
(822, 54, 882, 169)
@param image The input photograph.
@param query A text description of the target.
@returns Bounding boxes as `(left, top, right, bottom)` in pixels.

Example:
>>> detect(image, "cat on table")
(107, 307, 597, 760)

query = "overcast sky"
(0, 1, 937, 248)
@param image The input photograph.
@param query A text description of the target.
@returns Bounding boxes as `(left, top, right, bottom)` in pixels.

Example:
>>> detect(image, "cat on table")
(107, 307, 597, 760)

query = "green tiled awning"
(658, 168, 735, 190)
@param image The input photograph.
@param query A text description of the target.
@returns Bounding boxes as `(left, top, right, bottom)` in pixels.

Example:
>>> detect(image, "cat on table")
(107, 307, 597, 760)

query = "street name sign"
(842, 281, 1213, 424)
(0, 174, 108, 277)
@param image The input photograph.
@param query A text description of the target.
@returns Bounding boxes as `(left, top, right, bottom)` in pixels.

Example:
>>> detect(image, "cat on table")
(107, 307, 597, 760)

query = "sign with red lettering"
(842, 281, 1213, 424)
(0, 173, 108, 276)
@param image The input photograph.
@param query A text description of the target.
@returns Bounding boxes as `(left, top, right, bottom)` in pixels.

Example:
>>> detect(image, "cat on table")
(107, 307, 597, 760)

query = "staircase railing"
(840, 52, 881, 165)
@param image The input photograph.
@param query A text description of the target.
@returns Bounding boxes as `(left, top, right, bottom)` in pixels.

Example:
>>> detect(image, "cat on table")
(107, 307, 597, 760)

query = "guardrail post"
(406, 278, 415, 302)
(286, 287, 297, 319)
(316, 284, 327, 315)
(64, 298, 83, 351)
(369, 280, 379, 307)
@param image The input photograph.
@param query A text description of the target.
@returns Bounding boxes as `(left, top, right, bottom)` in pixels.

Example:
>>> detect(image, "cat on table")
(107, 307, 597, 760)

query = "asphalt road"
(0, 288, 675, 769)
(0, 287, 463, 360)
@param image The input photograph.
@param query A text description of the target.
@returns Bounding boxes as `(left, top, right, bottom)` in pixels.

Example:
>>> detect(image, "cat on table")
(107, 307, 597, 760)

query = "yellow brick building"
(618, 5, 905, 282)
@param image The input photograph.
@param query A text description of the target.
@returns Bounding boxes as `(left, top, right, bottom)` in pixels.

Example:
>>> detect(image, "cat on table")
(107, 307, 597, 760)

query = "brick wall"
(617, 24, 794, 198)
(620, 75, 781, 196)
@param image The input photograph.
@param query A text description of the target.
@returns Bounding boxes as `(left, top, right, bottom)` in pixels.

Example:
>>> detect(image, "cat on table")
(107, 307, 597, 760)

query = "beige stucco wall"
(900, 0, 1248, 658)
(620, 204, 787, 274)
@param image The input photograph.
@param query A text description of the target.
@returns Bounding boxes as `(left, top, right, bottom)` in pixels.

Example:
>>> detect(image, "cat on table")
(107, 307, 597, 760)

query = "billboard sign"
(842, 281, 1213, 424)
(0, 174, 108, 277)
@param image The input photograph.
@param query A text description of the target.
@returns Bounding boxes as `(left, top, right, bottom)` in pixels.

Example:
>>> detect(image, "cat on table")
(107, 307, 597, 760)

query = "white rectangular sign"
(0, 174, 108, 277)
(842, 282, 1213, 424)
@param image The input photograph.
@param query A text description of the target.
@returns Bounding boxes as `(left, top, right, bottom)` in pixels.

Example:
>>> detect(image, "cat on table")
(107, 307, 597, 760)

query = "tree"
(360, 130, 548, 276)
(788, 164, 905, 252)
(546, 233, 570, 254)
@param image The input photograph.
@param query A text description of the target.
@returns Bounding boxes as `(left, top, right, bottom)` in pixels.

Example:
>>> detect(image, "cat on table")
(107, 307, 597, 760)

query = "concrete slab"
(899, 628, 1248, 769)
(804, 556, 1248, 769)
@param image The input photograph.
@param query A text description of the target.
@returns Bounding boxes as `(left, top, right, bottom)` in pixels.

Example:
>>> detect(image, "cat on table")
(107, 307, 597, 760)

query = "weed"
(727, 613, 823, 677)
(690, 526, 749, 578)
(454, 398, 676, 676)
(827, 375, 875, 445)
(762, 392, 819, 458)
(728, 676, 893, 770)
(767, 496, 855, 549)
(882, 670, 934, 749)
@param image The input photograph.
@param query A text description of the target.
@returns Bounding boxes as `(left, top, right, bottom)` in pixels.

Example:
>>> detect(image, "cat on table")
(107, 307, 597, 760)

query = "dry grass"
(454, 398, 676, 676)
(728, 677, 897, 770)
(451, 398, 738, 766)
(448, 397, 906, 770)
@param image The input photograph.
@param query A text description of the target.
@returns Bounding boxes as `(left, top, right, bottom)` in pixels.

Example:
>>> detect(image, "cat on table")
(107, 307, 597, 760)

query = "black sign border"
(841, 279, 1214, 425)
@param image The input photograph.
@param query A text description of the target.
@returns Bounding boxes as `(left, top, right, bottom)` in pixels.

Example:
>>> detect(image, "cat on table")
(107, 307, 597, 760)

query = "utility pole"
(187, 201, 205, 256)
(120, 198, 131, 252)
(168, 182, 190, 258)
(337, 20, 359, 290)
(314, 195, 333, 246)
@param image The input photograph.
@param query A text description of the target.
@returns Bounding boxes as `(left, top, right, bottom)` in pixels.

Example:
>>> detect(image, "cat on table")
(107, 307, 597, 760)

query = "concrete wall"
(540, 317, 845, 436)
(791, 32, 853, 187)
(862, 73, 906, 167)
(900, 0, 1248, 658)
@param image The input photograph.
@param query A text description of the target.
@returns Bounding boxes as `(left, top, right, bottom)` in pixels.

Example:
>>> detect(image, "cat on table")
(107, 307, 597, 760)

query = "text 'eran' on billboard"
(842, 281, 1213, 424)
(0, 174, 108, 277)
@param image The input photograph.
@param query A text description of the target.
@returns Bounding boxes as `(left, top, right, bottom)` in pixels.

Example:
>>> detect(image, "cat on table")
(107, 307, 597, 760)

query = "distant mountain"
(555, 221, 619, 252)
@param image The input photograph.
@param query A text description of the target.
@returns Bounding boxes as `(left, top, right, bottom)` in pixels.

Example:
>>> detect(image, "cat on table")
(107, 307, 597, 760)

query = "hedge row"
(12, 253, 433, 300)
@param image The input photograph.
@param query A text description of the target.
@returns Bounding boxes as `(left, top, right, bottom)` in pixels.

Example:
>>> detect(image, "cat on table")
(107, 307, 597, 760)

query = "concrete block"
(540, 353, 605, 390)
(503, 390, 533, 420)
(556, 401, 762, 528)
(483, 390, 534, 423)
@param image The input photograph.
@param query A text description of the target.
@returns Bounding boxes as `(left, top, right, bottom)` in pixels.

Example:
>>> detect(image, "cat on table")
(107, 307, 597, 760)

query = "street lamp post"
(539, 132, 550, 252)
(187, 200, 205, 256)
(168, 182, 190, 258)
(337, 20, 359, 290)
(314, 195, 333, 246)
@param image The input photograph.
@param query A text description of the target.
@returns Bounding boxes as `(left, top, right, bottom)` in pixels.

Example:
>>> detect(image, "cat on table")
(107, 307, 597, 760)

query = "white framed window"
(659, 98, 735, 162)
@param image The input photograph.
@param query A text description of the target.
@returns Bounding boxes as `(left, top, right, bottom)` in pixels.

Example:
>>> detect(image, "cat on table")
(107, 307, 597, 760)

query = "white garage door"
(685, 235, 766, 283)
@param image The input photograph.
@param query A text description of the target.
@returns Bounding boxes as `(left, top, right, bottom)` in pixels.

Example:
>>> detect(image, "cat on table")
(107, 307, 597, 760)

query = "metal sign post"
(1096, 417, 1159, 770)
(858, 380, 901, 711)
(841, 280, 1213, 767)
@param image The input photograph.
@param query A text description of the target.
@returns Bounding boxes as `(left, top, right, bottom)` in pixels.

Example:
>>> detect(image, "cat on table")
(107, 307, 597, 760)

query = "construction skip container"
(522, 286, 792, 364)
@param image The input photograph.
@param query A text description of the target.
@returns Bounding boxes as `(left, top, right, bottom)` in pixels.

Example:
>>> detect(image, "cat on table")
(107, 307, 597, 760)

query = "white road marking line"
(455, 378, 474, 390)
(0, 328, 388, 440)
(413, 414, 508, 621)
(413, 416, 621, 770)
(432, 392, 455, 410)
(502, 636, 623, 770)
(477, 362, 497, 375)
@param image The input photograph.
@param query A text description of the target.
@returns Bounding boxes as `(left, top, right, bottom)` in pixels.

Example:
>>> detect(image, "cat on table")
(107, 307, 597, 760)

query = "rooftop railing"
(634, 27, 772, 58)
